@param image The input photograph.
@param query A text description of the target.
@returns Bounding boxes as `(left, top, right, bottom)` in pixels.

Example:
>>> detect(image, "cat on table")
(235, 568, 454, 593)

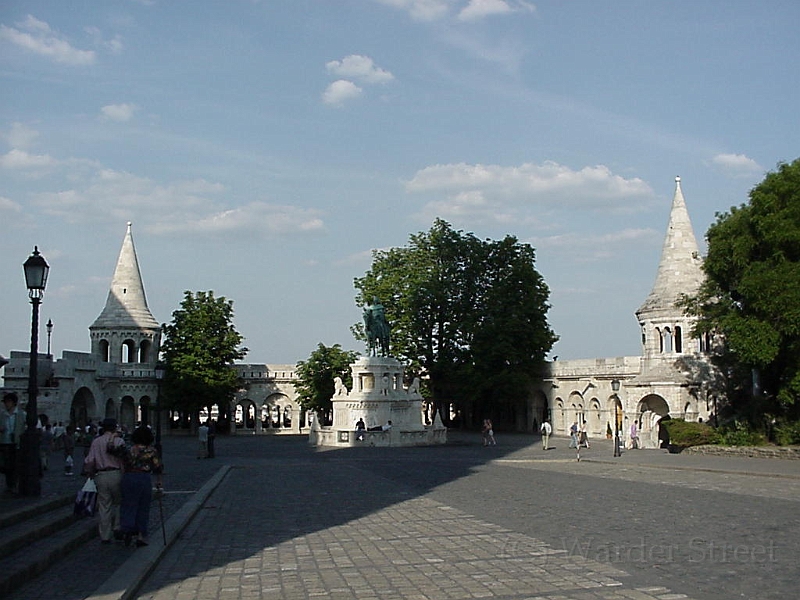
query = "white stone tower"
(89, 222, 161, 367)
(636, 176, 705, 364)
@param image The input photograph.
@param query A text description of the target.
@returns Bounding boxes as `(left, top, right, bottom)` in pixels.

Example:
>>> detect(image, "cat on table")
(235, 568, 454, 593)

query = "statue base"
(309, 356, 447, 447)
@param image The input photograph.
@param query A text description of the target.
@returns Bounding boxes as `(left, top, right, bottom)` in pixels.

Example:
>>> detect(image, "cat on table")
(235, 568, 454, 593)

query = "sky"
(1, 1, 798, 368)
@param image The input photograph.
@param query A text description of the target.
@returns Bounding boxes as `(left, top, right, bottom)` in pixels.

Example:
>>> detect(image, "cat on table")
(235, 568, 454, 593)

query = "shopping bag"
(74, 478, 98, 517)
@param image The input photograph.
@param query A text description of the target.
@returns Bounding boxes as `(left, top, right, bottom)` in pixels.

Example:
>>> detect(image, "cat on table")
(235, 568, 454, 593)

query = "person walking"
(0, 393, 26, 495)
(116, 425, 163, 547)
(568, 422, 579, 448)
(486, 419, 496, 446)
(540, 420, 552, 450)
(197, 421, 209, 458)
(83, 417, 125, 544)
(579, 421, 590, 449)
(207, 419, 217, 458)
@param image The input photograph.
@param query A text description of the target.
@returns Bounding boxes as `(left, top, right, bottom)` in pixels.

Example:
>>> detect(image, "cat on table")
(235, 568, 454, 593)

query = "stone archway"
(120, 396, 136, 430)
(636, 394, 670, 449)
(529, 390, 548, 432)
(70, 387, 96, 429)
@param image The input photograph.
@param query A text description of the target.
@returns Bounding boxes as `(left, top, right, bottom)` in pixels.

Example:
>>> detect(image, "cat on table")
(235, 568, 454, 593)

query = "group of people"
(569, 421, 591, 449)
(481, 419, 496, 446)
(197, 420, 217, 458)
(83, 417, 163, 547)
(354, 418, 392, 441)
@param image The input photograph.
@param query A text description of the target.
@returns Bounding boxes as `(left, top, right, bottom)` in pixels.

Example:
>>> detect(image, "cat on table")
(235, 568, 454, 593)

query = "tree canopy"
(160, 291, 248, 419)
(687, 159, 800, 421)
(353, 219, 557, 426)
(294, 343, 360, 423)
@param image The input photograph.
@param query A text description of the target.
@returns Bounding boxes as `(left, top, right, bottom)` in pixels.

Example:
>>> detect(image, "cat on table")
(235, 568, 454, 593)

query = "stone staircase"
(0, 493, 97, 597)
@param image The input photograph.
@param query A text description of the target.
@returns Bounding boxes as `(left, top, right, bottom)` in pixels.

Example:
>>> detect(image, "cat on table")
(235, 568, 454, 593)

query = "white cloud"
(85, 26, 123, 54)
(151, 202, 324, 236)
(0, 15, 96, 65)
(4, 123, 39, 149)
(458, 0, 512, 21)
(531, 228, 659, 263)
(322, 80, 363, 106)
(373, 0, 453, 21)
(710, 153, 763, 177)
(407, 161, 653, 226)
(0, 149, 58, 170)
(0, 195, 22, 212)
(100, 103, 138, 122)
(408, 161, 651, 198)
(28, 167, 323, 237)
(326, 55, 394, 84)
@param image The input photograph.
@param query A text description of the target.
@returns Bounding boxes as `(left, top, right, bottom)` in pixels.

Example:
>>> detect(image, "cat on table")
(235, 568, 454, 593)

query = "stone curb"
(86, 465, 232, 600)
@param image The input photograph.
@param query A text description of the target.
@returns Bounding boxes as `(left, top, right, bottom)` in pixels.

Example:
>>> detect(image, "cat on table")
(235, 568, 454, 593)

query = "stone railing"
(682, 445, 800, 460)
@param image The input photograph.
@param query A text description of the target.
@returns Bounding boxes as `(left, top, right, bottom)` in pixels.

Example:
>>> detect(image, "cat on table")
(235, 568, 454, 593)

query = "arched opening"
(663, 327, 673, 353)
(70, 387, 96, 430)
(637, 395, 670, 449)
(121, 339, 137, 363)
(120, 396, 136, 430)
(588, 398, 602, 436)
(139, 396, 152, 426)
(675, 326, 683, 353)
(139, 340, 152, 364)
(99, 340, 110, 362)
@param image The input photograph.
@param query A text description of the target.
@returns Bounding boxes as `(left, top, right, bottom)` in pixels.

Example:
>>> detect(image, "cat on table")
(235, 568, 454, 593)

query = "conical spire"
(90, 222, 159, 330)
(636, 177, 705, 318)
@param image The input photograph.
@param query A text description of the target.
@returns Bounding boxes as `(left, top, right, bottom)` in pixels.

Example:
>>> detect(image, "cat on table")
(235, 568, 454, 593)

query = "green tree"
(353, 219, 557, 427)
(687, 159, 800, 422)
(294, 343, 360, 424)
(160, 291, 248, 424)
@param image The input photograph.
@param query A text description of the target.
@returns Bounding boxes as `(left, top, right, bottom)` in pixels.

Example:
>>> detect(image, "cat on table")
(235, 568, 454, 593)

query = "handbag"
(74, 477, 98, 517)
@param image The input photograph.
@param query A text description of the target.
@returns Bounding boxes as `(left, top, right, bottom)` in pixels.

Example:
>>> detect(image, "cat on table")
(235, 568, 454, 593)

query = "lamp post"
(611, 379, 622, 458)
(154, 362, 165, 459)
(46, 319, 53, 357)
(21, 247, 49, 497)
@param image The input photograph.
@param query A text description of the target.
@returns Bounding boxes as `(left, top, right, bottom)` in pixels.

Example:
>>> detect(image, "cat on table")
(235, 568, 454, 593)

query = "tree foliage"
(294, 343, 360, 423)
(353, 219, 558, 426)
(687, 159, 800, 420)
(160, 291, 248, 419)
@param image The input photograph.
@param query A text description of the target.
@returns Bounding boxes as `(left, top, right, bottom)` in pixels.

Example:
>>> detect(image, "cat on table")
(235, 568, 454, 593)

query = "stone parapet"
(683, 445, 800, 460)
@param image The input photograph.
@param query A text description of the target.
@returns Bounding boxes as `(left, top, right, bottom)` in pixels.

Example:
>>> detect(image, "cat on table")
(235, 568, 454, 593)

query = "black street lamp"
(611, 379, 622, 458)
(154, 362, 166, 459)
(21, 246, 49, 497)
(46, 319, 53, 357)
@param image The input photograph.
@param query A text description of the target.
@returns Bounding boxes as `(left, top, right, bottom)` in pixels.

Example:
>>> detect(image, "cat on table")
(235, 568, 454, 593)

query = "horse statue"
(363, 297, 391, 357)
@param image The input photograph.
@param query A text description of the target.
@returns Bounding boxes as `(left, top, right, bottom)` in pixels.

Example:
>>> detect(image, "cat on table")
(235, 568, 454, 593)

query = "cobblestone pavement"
(125, 433, 798, 600)
(4, 432, 799, 600)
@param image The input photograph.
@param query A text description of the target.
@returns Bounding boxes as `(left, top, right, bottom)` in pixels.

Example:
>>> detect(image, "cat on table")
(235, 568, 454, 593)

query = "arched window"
(657, 327, 664, 353)
(139, 340, 151, 363)
(99, 340, 110, 362)
(675, 326, 683, 353)
(663, 328, 673, 353)
(122, 339, 137, 363)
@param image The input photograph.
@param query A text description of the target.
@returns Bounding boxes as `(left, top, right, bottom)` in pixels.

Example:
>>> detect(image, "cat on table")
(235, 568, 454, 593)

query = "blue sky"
(1, 0, 798, 366)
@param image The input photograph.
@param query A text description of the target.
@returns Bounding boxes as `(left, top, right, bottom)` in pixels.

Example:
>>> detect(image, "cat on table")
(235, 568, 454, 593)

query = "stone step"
(0, 494, 97, 597)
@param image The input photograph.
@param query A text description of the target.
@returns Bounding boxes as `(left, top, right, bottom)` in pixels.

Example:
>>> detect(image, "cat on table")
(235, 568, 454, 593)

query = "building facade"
(2, 178, 716, 445)
(1, 223, 303, 435)
(530, 177, 716, 447)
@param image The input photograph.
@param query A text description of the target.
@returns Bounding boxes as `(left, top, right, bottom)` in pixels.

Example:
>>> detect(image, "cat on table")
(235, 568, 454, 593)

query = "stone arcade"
(530, 177, 716, 448)
(1, 223, 303, 436)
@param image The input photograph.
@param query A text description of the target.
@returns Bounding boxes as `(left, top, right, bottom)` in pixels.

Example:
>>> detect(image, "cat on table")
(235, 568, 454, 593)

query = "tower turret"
(89, 222, 160, 365)
(636, 177, 705, 359)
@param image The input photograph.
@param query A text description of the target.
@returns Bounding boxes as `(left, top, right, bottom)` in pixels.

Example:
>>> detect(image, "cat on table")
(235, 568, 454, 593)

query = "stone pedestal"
(309, 356, 447, 447)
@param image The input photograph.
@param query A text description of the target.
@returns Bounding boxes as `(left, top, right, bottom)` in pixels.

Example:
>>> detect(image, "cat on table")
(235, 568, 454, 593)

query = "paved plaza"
(5, 431, 800, 600)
